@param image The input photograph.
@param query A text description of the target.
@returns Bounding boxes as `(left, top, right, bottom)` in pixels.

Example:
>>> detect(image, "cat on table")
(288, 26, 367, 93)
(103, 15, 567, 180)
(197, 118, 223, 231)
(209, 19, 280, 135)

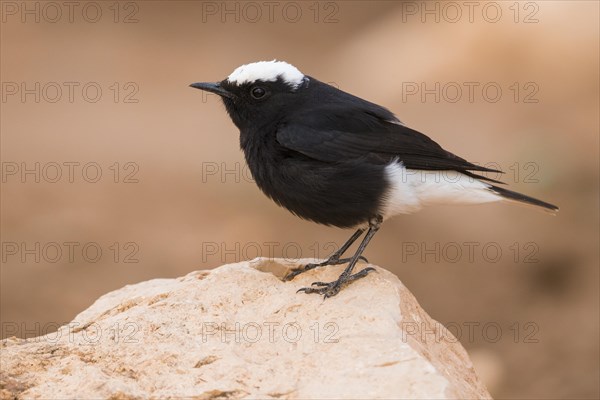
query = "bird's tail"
(488, 185, 559, 214)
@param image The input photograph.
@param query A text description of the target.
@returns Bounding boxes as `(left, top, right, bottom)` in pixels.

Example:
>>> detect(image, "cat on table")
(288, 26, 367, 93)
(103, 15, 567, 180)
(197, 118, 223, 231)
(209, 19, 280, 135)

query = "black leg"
(283, 228, 366, 281)
(297, 215, 382, 298)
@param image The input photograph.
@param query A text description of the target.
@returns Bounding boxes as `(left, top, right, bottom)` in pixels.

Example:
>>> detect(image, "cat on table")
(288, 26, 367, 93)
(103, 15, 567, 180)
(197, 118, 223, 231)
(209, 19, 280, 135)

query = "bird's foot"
(296, 267, 376, 298)
(283, 256, 368, 281)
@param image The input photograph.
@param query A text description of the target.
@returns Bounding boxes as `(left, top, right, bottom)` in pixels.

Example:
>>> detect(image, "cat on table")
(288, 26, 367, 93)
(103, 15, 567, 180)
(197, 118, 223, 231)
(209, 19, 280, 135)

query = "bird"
(190, 60, 558, 298)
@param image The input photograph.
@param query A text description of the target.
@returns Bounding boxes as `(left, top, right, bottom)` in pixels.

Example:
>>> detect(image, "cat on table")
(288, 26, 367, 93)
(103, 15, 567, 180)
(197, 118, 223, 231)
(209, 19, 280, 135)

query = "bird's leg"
(297, 216, 382, 298)
(284, 228, 366, 281)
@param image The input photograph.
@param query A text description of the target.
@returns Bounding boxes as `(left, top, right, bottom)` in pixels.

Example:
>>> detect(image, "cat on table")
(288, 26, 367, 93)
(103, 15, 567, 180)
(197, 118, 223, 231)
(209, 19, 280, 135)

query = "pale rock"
(0, 258, 491, 399)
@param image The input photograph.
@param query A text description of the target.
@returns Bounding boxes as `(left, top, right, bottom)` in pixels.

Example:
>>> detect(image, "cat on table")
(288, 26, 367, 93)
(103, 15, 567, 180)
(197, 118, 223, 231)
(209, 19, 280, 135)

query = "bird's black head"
(190, 60, 308, 130)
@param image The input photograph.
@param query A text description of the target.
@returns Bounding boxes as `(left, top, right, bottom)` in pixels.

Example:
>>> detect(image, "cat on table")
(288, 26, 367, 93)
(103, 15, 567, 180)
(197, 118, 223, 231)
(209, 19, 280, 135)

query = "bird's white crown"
(227, 60, 305, 89)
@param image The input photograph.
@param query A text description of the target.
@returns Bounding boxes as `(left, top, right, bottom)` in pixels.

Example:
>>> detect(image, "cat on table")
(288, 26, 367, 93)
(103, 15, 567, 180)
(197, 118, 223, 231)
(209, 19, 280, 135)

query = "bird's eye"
(250, 86, 266, 99)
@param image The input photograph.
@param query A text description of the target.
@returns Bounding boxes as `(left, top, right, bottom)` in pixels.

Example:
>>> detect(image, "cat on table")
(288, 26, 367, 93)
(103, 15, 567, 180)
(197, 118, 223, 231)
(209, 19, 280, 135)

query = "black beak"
(189, 82, 235, 99)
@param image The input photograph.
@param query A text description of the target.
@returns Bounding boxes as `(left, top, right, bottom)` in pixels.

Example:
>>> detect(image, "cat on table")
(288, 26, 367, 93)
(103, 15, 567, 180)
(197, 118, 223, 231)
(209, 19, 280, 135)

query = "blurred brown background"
(1, 1, 598, 398)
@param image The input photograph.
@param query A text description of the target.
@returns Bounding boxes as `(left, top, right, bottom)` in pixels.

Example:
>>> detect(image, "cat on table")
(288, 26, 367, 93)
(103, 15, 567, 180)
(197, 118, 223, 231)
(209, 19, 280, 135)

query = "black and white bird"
(191, 60, 558, 298)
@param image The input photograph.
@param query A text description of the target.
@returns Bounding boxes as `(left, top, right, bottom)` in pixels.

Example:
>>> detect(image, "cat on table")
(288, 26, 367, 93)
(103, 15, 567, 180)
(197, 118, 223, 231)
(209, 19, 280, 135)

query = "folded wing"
(277, 105, 502, 181)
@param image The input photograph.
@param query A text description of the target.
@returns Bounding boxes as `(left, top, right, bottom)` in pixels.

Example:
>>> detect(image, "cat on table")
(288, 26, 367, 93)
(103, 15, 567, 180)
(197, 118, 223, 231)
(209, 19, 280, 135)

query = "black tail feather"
(489, 185, 558, 212)
(462, 170, 506, 184)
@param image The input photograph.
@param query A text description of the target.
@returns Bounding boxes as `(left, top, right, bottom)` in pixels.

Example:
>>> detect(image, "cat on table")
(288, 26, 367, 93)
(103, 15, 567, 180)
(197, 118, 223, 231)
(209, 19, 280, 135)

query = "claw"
(297, 286, 323, 295)
(296, 267, 376, 298)
(284, 262, 321, 281)
(284, 255, 369, 282)
(358, 267, 375, 275)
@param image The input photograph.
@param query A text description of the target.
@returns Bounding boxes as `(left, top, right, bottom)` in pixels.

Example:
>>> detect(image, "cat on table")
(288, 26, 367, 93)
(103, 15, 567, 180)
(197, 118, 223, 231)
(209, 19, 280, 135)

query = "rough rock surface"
(1, 258, 491, 399)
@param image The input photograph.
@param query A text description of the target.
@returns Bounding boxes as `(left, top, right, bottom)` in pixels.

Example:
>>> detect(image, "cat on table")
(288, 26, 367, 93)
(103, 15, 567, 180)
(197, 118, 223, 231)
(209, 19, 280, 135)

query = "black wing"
(277, 104, 502, 180)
